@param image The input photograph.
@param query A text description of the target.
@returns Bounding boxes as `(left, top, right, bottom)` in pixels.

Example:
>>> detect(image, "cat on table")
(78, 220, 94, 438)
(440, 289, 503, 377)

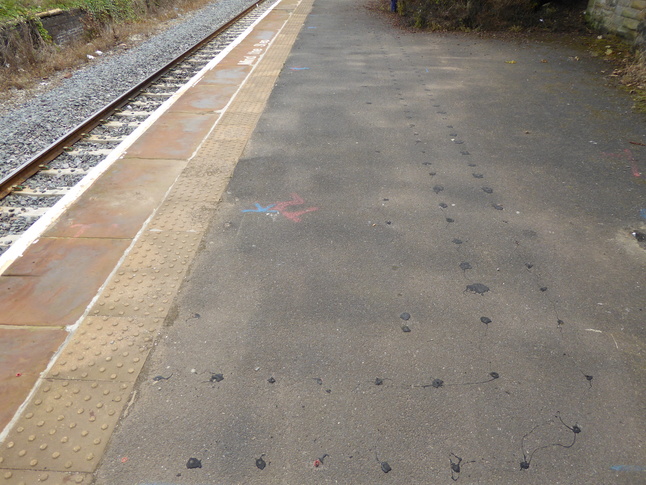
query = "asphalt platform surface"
(95, 0, 645, 483)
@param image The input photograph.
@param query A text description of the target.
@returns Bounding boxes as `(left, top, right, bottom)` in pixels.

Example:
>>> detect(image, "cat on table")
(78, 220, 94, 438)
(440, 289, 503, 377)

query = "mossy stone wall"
(587, 0, 646, 51)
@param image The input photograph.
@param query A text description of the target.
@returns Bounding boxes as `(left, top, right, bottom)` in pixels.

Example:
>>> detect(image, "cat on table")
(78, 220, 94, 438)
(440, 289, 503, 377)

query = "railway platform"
(1, 0, 645, 482)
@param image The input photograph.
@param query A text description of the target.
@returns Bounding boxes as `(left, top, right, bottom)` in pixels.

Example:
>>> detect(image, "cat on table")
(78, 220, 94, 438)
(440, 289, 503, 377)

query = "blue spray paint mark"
(640, 208, 646, 220)
(242, 203, 278, 214)
(610, 465, 646, 472)
(289, 67, 310, 70)
(241, 194, 318, 223)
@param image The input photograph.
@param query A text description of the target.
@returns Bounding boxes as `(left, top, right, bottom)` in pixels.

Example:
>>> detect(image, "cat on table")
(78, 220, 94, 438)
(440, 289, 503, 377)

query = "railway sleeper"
(139, 92, 175, 98)
(38, 168, 91, 176)
(12, 187, 74, 196)
(60, 148, 114, 157)
(83, 135, 126, 144)
(0, 206, 49, 218)
(0, 234, 22, 248)
(102, 120, 140, 128)
(113, 110, 155, 118)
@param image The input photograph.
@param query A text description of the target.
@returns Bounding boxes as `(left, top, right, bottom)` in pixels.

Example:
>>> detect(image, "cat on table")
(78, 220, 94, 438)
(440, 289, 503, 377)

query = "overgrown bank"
(0, 0, 213, 90)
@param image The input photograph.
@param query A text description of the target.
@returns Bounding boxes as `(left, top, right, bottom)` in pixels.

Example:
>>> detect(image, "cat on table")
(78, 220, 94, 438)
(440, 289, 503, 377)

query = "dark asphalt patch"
(466, 283, 490, 295)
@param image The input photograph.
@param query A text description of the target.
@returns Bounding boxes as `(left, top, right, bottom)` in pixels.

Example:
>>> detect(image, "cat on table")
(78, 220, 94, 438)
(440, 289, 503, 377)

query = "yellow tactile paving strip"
(0, 0, 314, 481)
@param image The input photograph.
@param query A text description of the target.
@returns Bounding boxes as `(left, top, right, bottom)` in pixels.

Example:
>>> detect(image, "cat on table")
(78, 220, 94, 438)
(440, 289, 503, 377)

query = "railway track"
(0, 0, 272, 258)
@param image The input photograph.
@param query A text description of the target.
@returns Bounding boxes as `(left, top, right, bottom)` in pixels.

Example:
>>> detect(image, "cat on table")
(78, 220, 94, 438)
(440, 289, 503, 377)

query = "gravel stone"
(1, 195, 63, 207)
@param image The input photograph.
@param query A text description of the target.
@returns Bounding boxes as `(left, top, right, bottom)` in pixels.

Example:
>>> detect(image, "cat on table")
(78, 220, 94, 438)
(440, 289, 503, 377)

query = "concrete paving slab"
(166, 83, 238, 113)
(44, 158, 187, 239)
(0, 238, 131, 327)
(122, 111, 222, 160)
(0, 328, 67, 432)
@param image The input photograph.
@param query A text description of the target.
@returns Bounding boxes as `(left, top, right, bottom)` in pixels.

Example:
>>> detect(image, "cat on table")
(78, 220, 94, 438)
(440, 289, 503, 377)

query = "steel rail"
(0, 0, 265, 199)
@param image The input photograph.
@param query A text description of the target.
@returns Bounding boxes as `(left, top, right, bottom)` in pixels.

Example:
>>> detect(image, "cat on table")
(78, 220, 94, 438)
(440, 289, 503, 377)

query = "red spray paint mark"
(242, 193, 318, 222)
(282, 207, 318, 222)
(603, 149, 642, 178)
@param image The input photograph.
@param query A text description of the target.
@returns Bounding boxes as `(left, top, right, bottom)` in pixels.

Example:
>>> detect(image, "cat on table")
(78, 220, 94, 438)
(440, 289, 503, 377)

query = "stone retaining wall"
(38, 9, 86, 46)
(587, 0, 646, 52)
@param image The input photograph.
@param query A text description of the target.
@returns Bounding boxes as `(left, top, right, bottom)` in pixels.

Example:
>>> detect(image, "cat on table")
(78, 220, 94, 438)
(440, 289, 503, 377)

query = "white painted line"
(0, 0, 281, 277)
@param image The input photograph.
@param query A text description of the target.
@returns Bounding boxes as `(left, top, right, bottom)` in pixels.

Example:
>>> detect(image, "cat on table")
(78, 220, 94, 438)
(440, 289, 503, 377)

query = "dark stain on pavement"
(466, 283, 490, 295)
(459, 262, 472, 272)
(450, 453, 462, 481)
(520, 414, 581, 470)
(449, 453, 475, 481)
(376, 453, 392, 473)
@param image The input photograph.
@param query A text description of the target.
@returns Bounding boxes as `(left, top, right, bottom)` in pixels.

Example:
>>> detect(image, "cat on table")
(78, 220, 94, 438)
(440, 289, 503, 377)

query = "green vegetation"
(0, 0, 147, 24)
(0, 0, 206, 92)
(394, 0, 589, 32)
